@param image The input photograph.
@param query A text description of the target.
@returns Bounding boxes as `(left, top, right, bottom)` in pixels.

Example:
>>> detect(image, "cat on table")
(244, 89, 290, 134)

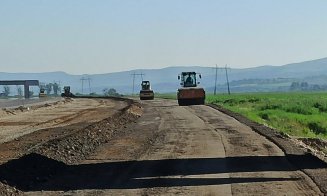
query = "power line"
(212, 65, 232, 95)
(212, 64, 218, 95)
(88, 78, 91, 93)
(131, 72, 145, 95)
(225, 65, 231, 95)
(80, 77, 91, 94)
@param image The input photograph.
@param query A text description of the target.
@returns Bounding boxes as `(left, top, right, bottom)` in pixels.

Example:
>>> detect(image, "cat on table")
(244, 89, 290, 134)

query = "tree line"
(290, 82, 327, 91)
(0, 82, 61, 98)
(39, 83, 61, 95)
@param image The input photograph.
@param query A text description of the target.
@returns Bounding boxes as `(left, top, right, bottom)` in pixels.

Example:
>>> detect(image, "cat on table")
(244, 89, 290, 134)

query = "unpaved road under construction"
(0, 98, 326, 195)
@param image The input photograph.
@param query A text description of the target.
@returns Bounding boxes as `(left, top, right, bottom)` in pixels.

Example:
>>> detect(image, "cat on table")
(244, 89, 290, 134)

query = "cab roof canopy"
(181, 72, 196, 75)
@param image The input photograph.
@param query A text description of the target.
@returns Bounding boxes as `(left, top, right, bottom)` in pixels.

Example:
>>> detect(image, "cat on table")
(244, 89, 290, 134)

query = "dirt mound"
(298, 138, 327, 162)
(34, 102, 142, 164)
(0, 99, 142, 193)
(0, 153, 65, 191)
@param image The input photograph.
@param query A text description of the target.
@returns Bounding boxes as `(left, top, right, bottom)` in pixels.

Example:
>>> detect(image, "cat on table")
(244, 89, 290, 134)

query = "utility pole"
(52, 80, 61, 96)
(88, 78, 91, 93)
(81, 79, 83, 94)
(225, 65, 231, 95)
(80, 77, 91, 94)
(213, 64, 218, 95)
(131, 72, 145, 95)
(213, 65, 231, 95)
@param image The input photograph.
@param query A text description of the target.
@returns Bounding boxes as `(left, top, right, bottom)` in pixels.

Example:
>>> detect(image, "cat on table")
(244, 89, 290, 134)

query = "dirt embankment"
(35, 103, 142, 164)
(0, 98, 142, 195)
(298, 138, 327, 161)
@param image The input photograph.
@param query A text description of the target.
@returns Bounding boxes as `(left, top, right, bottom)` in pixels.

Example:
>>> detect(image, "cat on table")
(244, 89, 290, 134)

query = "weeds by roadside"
(207, 92, 327, 139)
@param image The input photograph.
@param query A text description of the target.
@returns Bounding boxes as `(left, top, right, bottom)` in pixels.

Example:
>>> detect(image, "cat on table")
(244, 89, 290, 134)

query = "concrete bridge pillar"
(24, 82, 30, 99)
(0, 80, 39, 99)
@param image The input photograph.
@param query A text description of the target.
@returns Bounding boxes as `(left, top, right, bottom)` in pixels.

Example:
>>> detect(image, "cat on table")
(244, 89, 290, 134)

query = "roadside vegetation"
(207, 92, 327, 139)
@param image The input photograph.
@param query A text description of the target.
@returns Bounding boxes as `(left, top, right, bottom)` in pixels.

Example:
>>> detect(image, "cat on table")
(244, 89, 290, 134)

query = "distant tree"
(102, 88, 107, 96)
(45, 83, 53, 95)
(16, 85, 23, 97)
(3, 86, 10, 97)
(312, 84, 321, 91)
(108, 88, 117, 95)
(103, 88, 119, 96)
(53, 83, 60, 95)
(300, 82, 309, 90)
(290, 82, 300, 91)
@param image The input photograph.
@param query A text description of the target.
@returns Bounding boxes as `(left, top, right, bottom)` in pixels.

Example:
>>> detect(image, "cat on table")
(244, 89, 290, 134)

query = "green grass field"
(207, 92, 327, 139)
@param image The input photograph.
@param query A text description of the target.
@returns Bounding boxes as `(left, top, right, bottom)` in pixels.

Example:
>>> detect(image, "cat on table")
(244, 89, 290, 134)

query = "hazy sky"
(0, 0, 326, 74)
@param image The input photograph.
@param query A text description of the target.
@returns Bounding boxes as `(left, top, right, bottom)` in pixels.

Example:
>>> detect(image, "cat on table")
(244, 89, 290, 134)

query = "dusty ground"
(0, 98, 326, 195)
(0, 98, 62, 109)
(0, 97, 132, 195)
(0, 98, 128, 144)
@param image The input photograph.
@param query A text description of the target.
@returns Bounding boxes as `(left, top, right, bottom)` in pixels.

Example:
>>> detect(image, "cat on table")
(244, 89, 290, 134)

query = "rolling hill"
(1, 57, 327, 95)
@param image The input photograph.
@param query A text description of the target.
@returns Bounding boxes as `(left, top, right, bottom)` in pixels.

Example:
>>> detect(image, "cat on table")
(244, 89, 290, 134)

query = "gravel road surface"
(0, 98, 326, 195)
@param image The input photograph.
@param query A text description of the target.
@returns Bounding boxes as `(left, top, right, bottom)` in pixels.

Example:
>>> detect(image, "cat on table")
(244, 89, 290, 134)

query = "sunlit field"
(207, 92, 327, 139)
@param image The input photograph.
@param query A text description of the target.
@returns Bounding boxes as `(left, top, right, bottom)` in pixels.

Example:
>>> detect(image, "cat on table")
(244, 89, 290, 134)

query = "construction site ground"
(0, 97, 326, 195)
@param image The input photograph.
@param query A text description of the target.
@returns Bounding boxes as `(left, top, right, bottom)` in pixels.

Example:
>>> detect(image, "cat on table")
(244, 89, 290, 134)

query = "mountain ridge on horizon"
(2, 57, 327, 75)
(1, 57, 327, 94)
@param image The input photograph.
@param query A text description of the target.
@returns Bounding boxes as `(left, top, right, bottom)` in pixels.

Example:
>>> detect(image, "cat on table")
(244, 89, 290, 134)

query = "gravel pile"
(0, 183, 21, 196)
(34, 102, 142, 164)
(298, 138, 327, 162)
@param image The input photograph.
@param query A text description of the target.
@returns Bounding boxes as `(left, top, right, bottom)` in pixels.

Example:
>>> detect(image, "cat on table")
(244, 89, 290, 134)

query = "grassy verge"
(207, 92, 327, 139)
